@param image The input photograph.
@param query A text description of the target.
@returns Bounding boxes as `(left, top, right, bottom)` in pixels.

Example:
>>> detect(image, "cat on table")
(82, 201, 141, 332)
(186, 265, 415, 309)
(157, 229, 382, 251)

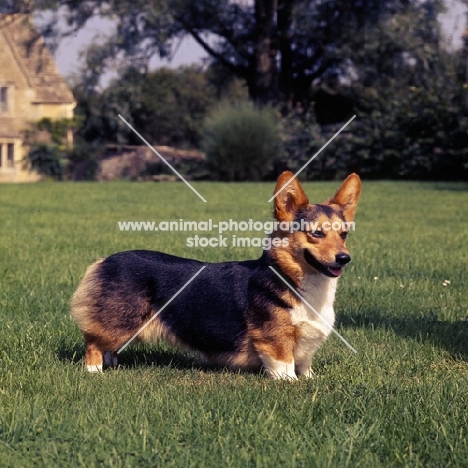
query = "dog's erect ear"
(327, 173, 361, 221)
(274, 171, 309, 222)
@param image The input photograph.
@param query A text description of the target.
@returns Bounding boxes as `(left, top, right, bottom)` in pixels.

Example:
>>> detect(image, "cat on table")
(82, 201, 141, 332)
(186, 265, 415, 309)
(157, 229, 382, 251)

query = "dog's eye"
(340, 232, 348, 240)
(310, 230, 324, 239)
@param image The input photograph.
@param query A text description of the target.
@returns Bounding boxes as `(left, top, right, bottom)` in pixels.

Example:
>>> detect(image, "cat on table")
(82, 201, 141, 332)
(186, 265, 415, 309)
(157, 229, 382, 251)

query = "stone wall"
(97, 145, 207, 181)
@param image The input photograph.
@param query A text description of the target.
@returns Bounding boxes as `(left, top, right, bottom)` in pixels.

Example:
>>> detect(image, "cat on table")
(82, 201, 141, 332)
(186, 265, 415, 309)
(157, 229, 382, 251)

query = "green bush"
(26, 142, 99, 181)
(74, 66, 216, 149)
(277, 62, 468, 181)
(66, 143, 99, 181)
(278, 110, 331, 180)
(339, 77, 468, 180)
(203, 102, 280, 181)
(26, 144, 64, 180)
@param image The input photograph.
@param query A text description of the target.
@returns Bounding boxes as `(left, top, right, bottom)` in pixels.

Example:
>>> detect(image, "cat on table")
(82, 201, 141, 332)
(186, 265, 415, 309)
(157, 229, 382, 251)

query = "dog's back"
(71, 250, 273, 371)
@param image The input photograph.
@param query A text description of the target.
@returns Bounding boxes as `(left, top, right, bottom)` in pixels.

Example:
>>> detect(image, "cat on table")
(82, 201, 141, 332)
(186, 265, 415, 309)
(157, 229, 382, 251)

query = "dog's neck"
(297, 273, 338, 314)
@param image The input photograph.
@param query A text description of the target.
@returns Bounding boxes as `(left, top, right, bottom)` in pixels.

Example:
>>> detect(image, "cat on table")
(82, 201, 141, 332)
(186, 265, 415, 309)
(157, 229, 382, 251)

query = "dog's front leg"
(295, 359, 315, 379)
(260, 354, 298, 380)
(249, 317, 298, 380)
(294, 321, 331, 378)
(294, 344, 319, 379)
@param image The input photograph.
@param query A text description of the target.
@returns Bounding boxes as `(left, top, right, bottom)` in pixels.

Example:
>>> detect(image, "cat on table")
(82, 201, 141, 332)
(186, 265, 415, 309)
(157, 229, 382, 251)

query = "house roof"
(0, 14, 75, 105)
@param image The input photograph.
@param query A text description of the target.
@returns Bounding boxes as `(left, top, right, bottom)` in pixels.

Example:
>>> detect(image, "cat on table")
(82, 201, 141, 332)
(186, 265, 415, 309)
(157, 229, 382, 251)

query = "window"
(0, 87, 7, 113)
(7, 143, 14, 168)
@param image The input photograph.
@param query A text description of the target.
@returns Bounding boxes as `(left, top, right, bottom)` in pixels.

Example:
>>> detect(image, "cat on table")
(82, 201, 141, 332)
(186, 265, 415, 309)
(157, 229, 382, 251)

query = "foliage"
(26, 143, 64, 179)
(7, 0, 458, 107)
(24, 117, 99, 180)
(137, 67, 216, 147)
(33, 117, 76, 145)
(203, 102, 280, 181)
(66, 143, 99, 181)
(345, 82, 468, 179)
(351, 15, 468, 180)
(277, 6, 468, 180)
(7, 0, 468, 179)
(205, 63, 249, 103)
(278, 109, 330, 179)
(73, 66, 217, 148)
(281, 84, 468, 181)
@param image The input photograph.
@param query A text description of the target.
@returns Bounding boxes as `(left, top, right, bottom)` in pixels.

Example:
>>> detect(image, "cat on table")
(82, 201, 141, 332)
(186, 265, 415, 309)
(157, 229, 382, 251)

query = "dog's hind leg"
(103, 351, 118, 369)
(84, 335, 104, 373)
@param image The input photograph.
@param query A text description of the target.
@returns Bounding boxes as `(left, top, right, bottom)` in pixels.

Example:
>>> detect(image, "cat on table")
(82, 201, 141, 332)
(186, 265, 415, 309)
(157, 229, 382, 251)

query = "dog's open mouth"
(303, 250, 344, 278)
(326, 267, 343, 277)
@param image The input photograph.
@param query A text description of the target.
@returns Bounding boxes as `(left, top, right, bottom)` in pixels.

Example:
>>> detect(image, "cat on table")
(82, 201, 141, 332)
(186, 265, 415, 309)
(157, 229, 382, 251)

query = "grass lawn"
(0, 179, 467, 467)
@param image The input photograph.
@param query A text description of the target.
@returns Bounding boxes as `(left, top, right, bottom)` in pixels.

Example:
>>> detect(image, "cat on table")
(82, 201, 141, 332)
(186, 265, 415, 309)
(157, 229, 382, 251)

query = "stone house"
(0, 14, 75, 182)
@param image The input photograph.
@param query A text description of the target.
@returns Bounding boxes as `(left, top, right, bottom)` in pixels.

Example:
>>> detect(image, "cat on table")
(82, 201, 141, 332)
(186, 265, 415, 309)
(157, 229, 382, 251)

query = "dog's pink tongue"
(328, 267, 343, 277)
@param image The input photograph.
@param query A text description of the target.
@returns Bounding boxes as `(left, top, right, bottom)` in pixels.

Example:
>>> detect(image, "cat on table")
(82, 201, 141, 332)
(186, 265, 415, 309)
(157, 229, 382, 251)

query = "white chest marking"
(290, 274, 338, 337)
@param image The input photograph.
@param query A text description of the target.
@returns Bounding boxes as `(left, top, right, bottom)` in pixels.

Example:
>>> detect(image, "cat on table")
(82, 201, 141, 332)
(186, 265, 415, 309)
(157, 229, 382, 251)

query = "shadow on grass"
(56, 338, 253, 374)
(337, 311, 468, 360)
(57, 339, 84, 364)
(117, 347, 217, 372)
(430, 183, 468, 192)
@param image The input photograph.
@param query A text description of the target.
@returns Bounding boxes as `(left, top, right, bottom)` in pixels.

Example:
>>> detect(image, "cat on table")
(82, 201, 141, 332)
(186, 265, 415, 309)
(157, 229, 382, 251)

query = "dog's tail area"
(70, 258, 105, 332)
(71, 258, 171, 372)
(71, 259, 110, 372)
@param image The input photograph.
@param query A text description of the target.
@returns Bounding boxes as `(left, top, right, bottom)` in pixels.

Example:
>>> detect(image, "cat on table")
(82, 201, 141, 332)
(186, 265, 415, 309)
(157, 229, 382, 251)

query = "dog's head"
(270, 171, 361, 280)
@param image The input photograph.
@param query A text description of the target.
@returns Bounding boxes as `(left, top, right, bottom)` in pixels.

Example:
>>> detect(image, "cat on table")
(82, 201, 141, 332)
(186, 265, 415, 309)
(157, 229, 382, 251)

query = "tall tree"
(3, 0, 465, 106)
(73, 66, 219, 147)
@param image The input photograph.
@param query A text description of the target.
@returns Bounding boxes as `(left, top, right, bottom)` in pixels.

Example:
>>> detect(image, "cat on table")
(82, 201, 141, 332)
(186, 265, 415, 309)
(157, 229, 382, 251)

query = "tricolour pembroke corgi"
(71, 172, 361, 379)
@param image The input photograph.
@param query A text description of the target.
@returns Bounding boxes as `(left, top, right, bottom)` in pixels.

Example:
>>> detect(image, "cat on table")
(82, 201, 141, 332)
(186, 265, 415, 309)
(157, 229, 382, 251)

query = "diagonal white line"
(118, 114, 207, 203)
(268, 115, 356, 202)
(117, 266, 206, 354)
(268, 266, 357, 353)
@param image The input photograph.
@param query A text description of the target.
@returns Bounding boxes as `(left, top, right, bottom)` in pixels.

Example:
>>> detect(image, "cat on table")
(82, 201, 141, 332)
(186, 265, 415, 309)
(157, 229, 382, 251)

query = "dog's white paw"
(302, 368, 315, 379)
(272, 371, 299, 381)
(86, 364, 103, 373)
(262, 356, 298, 381)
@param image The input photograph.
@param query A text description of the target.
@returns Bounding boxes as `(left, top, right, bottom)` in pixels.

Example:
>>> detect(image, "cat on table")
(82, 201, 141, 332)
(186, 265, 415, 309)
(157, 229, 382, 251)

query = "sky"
(42, 1, 467, 82)
(439, 0, 467, 49)
(52, 16, 207, 83)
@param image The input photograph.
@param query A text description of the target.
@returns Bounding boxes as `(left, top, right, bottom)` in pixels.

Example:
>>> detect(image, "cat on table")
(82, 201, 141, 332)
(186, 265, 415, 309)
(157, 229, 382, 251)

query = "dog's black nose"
(335, 253, 351, 265)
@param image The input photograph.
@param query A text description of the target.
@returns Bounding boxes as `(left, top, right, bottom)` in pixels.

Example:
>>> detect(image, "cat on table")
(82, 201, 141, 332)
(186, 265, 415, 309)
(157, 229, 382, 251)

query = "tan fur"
(70, 259, 105, 332)
(274, 173, 309, 223)
(248, 307, 297, 363)
(327, 173, 362, 221)
(71, 259, 163, 368)
(266, 172, 361, 376)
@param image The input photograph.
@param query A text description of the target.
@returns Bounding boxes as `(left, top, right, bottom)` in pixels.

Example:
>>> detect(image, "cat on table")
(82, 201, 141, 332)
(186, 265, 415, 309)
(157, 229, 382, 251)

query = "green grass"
(0, 180, 467, 467)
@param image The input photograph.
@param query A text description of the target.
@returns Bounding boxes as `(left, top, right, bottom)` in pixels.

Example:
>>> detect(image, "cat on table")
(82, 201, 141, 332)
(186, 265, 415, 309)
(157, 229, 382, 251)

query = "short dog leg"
(104, 351, 118, 369)
(294, 325, 328, 378)
(296, 363, 315, 379)
(85, 341, 104, 373)
(259, 354, 298, 380)
(295, 353, 316, 378)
